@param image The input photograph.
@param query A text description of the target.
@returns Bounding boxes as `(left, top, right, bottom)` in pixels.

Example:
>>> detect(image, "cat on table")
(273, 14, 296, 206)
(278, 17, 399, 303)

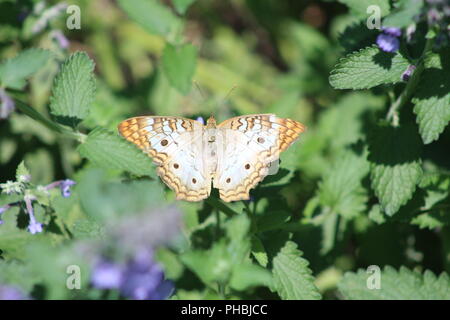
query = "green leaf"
(383, 0, 423, 28)
(251, 236, 268, 267)
(0, 48, 51, 89)
(49, 52, 96, 125)
(229, 263, 273, 291)
(338, 266, 450, 299)
(330, 46, 409, 89)
(162, 43, 197, 94)
(338, 0, 390, 18)
(172, 0, 196, 14)
(15, 161, 30, 181)
(180, 241, 232, 286)
(413, 50, 450, 144)
(272, 241, 321, 300)
(117, 0, 180, 36)
(78, 128, 155, 177)
(318, 146, 370, 219)
(368, 123, 423, 216)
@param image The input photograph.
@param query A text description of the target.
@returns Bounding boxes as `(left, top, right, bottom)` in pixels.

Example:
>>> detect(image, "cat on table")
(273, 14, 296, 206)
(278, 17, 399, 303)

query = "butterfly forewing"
(118, 116, 211, 201)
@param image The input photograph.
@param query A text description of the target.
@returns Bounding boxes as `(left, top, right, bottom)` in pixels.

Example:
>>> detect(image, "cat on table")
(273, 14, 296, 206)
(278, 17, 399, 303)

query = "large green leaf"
(368, 123, 423, 216)
(49, 52, 96, 125)
(77, 128, 155, 177)
(272, 241, 321, 300)
(413, 50, 450, 144)
(382, 0, 423, 28)
(338, 0, 390, 18)
(330, 46, 409, 89)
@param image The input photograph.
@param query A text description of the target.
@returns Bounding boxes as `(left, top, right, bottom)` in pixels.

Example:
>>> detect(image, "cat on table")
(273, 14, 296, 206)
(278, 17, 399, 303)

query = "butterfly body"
(118, 114, 306, 202)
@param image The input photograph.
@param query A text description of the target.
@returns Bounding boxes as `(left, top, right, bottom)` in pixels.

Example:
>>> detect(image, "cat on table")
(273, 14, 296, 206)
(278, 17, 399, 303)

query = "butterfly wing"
(214, 114, 306, 202)
(118, 116, 211, 201)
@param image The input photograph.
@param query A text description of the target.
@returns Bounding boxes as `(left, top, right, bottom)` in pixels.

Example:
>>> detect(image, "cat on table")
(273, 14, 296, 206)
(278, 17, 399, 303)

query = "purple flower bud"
(25, 196, 43, 234)
(381, 27, 402, 37)
(51, 30, 70, 49)
(91, 260, 124, 289)
(60, 179, 76, 198)
(401, 65, 416, 81)
(0, 88, 15, 119)
(196, 116, 205, 125)
(376, 33, 400, 52)
(0, 285, 29, 300)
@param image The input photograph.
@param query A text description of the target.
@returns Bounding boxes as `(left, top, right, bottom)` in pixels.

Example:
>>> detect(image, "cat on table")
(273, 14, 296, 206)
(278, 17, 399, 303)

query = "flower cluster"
(0, 165, 76, 233)
(376, 27, 402, 53)
(0, 285, 29, 300)
(91, 249, 173, 300)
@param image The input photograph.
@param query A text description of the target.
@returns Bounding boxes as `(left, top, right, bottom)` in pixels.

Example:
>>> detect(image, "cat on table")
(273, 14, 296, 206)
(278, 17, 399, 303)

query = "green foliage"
(78, 128, 155, 177)
(0, 48, 51, 89)
(338, 266, 450, 299)
(413, 50, 450, 144)
(368, 123, 423, 216)
(49, 52, 96, 126)
(117, 0, 180, 36)
(272, 241, 321, 300)
(382, 0, 423, 28)
(162, 43, 197, 95)
(0, 0, 449, 301)
(330, 46, 409, 89)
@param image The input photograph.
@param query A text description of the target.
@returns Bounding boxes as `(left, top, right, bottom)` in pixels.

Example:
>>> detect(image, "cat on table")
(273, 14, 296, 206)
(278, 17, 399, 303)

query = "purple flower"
(381, 27, 402, 37)
(60, 179, 76, 198)
(91, 260, 124, 289)
(119, 249, 173, 300)
(25, 196, 43, 234)
(0, 88, 15, 119)
(0, 285, 29, 300)
(401, 65, 417, 81)
(91, 249, 173, 300)
(376, 33, 400, 52)
(51, 30, 70, 49)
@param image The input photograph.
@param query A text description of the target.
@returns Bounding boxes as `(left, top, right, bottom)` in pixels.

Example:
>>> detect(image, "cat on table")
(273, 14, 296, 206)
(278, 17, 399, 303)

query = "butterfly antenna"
(220, 85, 237, 107)
(193, 81, 207, 100)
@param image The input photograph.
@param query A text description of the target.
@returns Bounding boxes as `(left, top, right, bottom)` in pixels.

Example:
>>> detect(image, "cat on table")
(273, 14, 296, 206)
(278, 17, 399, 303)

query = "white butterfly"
(118, 114, 306, 202)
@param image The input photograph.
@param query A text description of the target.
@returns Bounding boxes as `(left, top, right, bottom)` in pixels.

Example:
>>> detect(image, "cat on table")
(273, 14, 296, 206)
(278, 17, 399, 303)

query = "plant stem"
(386, 36, 434, 125)
(14, 99, 86, 142)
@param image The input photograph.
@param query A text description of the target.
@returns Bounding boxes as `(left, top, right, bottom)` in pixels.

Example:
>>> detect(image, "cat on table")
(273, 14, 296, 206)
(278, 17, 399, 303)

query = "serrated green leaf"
(330, 46, 409, 89)
(338, 266, 450, 299)
(162, 43, 197, 94)
(383, 0, 423, 28)
(338, 0, 390, 18)
(368, 123, 423, 216)
(117, 0, 180, 36)
(15, 161, 30, 181)
(78, 127, 155, 177)
(172, 0, 196, 14)
(413, 50, 450, 144)
(49, 52, 96, 125)
(0, 48, 51, 89)
(272, 241, 321, 300)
